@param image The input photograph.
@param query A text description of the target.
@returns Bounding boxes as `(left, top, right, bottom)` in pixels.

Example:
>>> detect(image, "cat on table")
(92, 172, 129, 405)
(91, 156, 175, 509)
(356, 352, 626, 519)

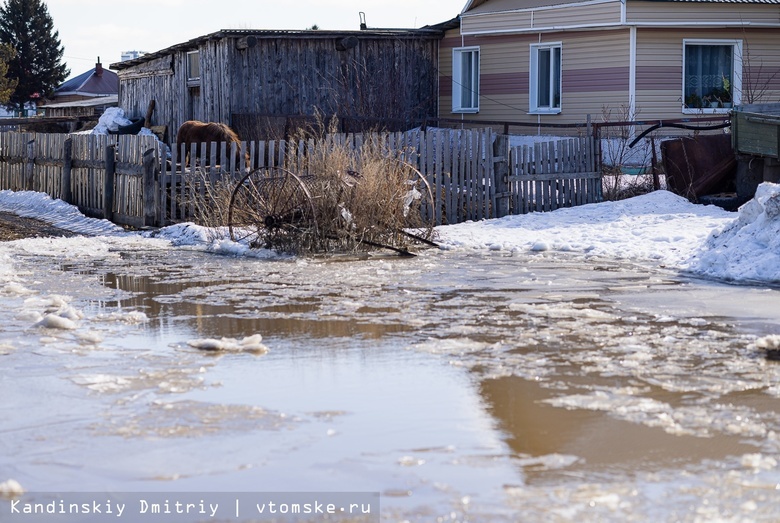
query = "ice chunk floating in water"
(187, 334, 269, 353)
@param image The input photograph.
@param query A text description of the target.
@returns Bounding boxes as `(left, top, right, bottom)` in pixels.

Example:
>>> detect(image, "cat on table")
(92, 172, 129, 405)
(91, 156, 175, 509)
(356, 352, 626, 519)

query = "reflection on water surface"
(2, 247, 780, 521)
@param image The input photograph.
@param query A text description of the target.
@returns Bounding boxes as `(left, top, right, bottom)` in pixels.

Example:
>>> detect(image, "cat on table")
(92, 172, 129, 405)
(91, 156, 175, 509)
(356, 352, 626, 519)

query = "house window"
(683, 39, 741, 112)
(187, 51, 200, 86)
(452, 47, 479, 113)
(530, 43, 562, 114)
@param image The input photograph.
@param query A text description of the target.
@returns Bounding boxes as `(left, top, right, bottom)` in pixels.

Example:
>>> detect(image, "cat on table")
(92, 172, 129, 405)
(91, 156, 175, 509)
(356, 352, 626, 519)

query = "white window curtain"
(684, 44, 733, 107)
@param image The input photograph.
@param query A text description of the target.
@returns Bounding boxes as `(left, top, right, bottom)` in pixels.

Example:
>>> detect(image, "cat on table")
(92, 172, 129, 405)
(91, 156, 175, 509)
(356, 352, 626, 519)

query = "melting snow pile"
(0, 190, 124, 237)
(688, 182, 780, 282)
(436, 189, 733, 268)
(3, 177, 780, 284)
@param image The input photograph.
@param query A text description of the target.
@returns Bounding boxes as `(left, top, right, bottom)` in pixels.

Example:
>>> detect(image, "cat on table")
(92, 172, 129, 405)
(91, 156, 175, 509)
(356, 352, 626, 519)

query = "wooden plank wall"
(732, 109, 780, 159)
(117, 34, 440, 143)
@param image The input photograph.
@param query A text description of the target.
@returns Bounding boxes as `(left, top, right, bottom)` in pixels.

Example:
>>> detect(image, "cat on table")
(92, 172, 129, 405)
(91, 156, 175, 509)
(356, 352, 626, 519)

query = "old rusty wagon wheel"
(228, 167, 318, 252)
(380, 160, 436, 250)
(330, 159, 437, 255)
(401, 161, 436, 238)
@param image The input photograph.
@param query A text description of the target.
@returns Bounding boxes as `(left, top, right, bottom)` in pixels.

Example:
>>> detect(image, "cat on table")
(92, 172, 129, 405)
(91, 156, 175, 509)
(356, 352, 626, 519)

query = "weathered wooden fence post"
(493, 133, 510, 218)
(24, 139, 35, 191)
(60, 137, 72, 203)
(103, 144, 115, 222)
(142, 148, 157, 227)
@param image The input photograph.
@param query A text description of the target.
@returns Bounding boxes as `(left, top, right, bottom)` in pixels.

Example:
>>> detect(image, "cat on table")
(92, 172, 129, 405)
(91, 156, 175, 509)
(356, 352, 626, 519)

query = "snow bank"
(2, 181, 780, 285)
(0, 190, 124, 237)
(436, 190, 733, 268)
(688, 182, 780, 282)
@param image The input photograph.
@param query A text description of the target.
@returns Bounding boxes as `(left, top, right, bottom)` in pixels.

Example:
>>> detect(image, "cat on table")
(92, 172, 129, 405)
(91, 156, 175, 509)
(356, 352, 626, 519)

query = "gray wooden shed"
(110, 28, 444, 142)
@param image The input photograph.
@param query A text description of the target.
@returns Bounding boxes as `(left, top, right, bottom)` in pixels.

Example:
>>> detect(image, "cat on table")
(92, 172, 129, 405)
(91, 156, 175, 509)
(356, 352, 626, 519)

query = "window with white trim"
(187, 51, 201, 86)
(683, 39, 741, 112)
(530, 43, 562, 114)
(452, 47, 479, 113)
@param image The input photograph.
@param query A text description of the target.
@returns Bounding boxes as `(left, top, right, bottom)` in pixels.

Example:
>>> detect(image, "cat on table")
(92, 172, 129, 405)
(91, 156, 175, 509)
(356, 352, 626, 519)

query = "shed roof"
(110, 27, 448, 71)
(54, 65, 118, 97)
(43, 94, 118, 110)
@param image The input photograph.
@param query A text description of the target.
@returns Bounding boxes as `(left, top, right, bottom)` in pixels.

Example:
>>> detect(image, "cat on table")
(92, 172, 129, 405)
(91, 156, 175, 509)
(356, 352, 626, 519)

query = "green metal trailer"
(731, 103, 780, 204)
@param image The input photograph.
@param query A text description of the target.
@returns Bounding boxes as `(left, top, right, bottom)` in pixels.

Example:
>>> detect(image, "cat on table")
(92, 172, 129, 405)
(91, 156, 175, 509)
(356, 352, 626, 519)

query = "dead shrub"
(201, 115, 436, 255)
(285, 120, 435, 254)
(599, 104, 659, 201)
(184, 172, 236, 243)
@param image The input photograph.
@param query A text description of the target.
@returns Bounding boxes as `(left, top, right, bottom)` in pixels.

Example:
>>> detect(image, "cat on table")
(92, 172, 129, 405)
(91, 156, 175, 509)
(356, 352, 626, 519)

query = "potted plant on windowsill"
(711, 76, 732, 109)
(685, 92, 703, 109)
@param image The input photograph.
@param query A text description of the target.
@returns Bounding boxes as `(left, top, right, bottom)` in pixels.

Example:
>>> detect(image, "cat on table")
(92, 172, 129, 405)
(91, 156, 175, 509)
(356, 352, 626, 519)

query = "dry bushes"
(295, 130, 434, 254)
(194, 118, 436, 255)
(599, 104, 659, 201)
(185, 175, 237, 242)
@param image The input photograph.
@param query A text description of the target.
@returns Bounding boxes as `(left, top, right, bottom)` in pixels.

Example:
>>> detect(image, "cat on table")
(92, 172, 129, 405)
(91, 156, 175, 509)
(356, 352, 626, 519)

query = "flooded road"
(2, 241, 780, 521)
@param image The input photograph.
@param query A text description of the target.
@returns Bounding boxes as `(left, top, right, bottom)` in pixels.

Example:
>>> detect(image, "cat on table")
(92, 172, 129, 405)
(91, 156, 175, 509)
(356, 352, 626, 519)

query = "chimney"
(95, 57, 103, 77)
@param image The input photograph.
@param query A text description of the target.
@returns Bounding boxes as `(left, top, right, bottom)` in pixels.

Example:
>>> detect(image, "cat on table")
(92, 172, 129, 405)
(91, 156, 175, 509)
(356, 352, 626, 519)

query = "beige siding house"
(441, 0, 780, 128)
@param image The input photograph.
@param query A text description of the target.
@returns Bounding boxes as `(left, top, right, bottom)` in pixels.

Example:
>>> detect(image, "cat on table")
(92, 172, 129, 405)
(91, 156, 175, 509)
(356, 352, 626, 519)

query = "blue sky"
(45, 0, 465, 78)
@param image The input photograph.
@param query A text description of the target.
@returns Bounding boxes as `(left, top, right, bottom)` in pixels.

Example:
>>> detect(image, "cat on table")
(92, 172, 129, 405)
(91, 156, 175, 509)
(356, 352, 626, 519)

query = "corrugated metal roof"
(110, 27, 446, 71)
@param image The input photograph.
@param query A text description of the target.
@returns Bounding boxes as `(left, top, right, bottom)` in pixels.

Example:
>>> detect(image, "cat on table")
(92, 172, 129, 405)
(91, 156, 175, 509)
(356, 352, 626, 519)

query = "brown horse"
(175, 120, 250, 167)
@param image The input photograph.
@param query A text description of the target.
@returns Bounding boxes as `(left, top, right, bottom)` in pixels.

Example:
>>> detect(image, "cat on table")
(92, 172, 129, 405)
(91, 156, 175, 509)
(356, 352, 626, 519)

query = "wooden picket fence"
(509, 137, 602, 214)
(0, 132, 160, 227)
(0, 129, 601, 230)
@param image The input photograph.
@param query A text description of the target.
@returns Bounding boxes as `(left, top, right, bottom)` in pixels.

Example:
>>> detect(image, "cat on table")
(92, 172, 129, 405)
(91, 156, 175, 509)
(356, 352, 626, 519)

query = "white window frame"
(452, 46, 480, 113)
(529, 42, 562, 115)
(682, 39, 742, 115)
(187, 51, 201, 86)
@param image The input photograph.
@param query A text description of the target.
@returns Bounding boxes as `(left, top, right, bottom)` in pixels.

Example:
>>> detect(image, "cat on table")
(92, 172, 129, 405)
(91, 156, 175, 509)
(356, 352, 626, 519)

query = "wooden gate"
(508, 137, 602, 213)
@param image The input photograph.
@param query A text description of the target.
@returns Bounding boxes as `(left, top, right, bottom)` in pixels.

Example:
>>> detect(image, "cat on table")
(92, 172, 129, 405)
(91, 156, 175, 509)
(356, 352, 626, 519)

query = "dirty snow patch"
(0, 190, 124, 237)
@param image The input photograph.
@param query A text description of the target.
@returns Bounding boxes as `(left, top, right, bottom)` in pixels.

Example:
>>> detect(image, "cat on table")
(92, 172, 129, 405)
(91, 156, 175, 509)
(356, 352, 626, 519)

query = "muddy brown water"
(2, 245, 780, 522)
